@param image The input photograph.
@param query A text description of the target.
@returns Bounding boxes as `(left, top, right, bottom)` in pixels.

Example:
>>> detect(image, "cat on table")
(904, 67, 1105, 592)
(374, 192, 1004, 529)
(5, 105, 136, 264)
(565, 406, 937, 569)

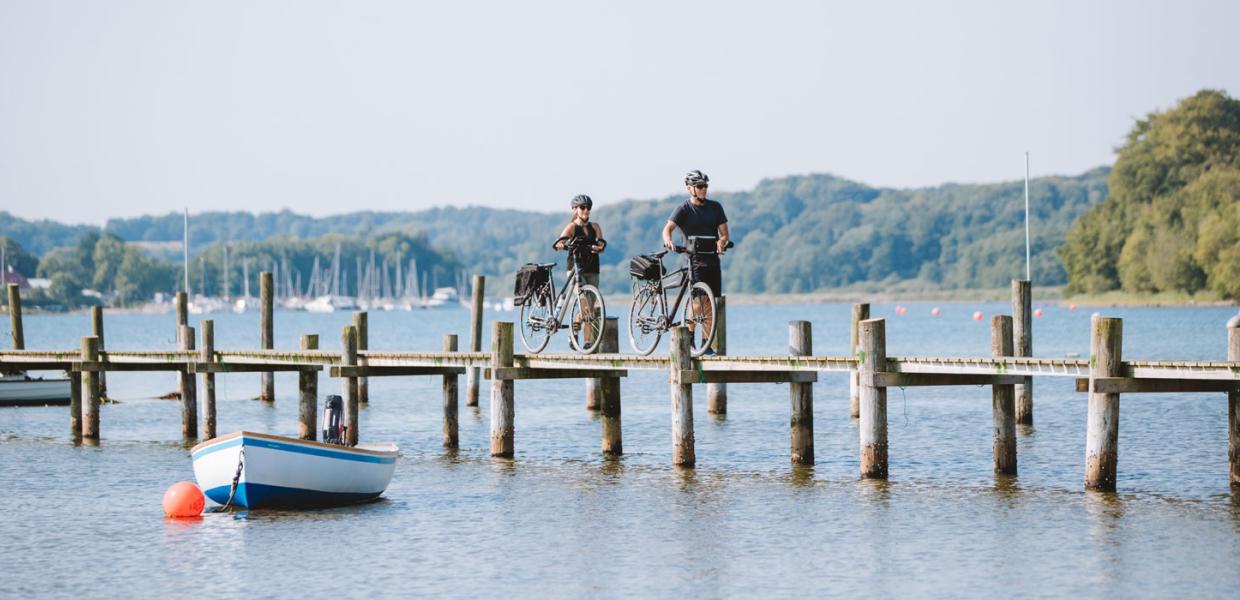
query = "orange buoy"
(163, 481, 205, 518)
(1034, 308, 1044, 317)
(931, 307, 941, 317)
(972, 311, 983, 321)
(1068, 303, 1078, 311)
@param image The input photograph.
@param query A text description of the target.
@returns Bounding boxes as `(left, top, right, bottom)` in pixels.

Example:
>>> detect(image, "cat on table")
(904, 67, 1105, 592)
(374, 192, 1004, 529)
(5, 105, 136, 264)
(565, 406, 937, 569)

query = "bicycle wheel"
(567, 284, 606, 354)
(682, 282, 717, 357)
(628, 284, 663, 355)
(518, 285, 555, 354)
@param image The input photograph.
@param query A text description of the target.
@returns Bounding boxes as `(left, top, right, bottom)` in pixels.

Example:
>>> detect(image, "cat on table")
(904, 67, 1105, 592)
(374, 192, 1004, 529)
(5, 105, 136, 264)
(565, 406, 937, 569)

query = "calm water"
(3, 302, 1239, 597)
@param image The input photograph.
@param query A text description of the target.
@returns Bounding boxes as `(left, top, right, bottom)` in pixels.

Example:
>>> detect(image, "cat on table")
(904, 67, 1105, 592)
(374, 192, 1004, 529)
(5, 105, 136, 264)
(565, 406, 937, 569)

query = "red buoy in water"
(972, 311, 983, 321)
(163, 481, 204, 518)
(1034, 308, 1044, 317)
(931, 307, 941, 317)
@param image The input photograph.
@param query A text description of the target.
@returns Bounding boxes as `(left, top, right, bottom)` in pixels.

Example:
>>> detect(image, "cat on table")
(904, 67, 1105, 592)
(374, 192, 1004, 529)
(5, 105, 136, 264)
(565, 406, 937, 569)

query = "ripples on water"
(3, 303, 1239, 596)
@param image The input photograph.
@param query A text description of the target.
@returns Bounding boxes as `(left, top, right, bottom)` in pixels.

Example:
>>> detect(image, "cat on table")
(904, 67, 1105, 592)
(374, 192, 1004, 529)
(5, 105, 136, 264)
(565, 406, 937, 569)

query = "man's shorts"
(575, 272, 600, 290)
(690, 263, 721, 297)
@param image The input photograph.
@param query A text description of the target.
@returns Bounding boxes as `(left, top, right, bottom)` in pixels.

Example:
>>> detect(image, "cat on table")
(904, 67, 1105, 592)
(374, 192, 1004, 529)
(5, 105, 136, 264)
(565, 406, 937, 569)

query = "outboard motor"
(322, 394, 344, 445)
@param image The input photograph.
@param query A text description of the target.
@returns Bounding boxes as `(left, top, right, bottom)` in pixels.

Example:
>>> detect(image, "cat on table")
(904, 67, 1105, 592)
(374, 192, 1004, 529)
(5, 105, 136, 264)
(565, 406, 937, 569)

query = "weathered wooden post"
(858, 318, 887, 479)
(202, 320, 217, 440)
(81, 336, 99, 439)
(708, 295, 727, 415)
(467, 275, 486, 407)
(586, 317, 622, 412)
(89, 307, 107, 400)
(1012, 280, 1033, 425)
(69, 370, 82, 437)
(1085, 315, 1122, 491)
(599, 318, 622, 456)
(670, 326, 695, 467)
(5, 284, 21, 349)
(1228, 317, 1239, 487)
(342, 325, 359, 446)
(179, 325, 197, 440)
(299, 334, 319, 441)
(490, 321, 515, 457)
(850, 303, 870, 419)
(353, 312, 368, 404)
(992, 315, 1016, 475)
(790, 320, 813, 465)
(260, 271, 274, 402)
(443, 334, 459, 449)
(175, 291, 187, 343)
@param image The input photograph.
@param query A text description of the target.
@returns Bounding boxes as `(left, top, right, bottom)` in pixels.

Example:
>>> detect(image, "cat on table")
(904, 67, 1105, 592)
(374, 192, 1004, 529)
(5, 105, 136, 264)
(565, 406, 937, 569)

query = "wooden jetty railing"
(3, 279, 1240, 492)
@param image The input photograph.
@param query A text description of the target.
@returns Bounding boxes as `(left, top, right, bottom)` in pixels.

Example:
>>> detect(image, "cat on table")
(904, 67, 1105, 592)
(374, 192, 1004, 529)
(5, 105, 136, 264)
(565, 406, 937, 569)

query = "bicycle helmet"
(571, 194, 593, 209)
(684, 170, 710, 186)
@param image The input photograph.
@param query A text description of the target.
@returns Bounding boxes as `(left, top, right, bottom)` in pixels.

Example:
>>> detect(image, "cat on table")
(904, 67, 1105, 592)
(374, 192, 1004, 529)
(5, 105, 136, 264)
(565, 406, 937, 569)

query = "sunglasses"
(693, 184, 708, 189)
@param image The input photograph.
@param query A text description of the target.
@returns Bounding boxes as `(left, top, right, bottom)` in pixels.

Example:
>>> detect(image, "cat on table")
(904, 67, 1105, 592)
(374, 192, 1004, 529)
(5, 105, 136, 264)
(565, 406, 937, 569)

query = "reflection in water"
(789, 464, 815, 488)
(1083, 491, 1127, 586)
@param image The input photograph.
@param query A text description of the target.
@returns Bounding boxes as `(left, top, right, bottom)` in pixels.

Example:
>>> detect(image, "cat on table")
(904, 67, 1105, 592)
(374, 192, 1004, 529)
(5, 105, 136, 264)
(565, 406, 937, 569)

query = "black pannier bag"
(686, 235, 718, 254)
(514, 264, 550, 306)
(629, 254, 663, 281)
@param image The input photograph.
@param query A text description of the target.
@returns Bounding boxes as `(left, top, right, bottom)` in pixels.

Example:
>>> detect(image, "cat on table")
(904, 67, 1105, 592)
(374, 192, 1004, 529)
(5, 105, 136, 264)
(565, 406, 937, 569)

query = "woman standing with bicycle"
(554, 194, 606, 289)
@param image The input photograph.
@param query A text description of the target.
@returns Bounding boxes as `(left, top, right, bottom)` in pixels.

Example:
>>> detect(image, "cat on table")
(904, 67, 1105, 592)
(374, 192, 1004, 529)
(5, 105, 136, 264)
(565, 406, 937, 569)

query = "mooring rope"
(222, 448, 245, 510)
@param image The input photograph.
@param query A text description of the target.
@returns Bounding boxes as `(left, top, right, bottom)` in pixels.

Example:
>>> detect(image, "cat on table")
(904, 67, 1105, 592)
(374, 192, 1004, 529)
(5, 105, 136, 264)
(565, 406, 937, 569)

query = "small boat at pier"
(0, 372, 72, 407)
(191, 431, 398, 509)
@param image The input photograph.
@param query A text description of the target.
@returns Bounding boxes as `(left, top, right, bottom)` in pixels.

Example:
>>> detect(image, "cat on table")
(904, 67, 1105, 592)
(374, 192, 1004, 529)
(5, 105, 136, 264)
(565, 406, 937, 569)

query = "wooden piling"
(353, 312, 368, 404)
(202, 320, 216, 440)
(81, 336, 99, 439)
(789, 320, 813, 465)
(260, 271, 274, 402)
(587, 317, 621, 412)
(179, 325, 197, 440)
(91, 306, 106, 399)
(443, 334, 459, 449)
(670, 327, 695, 467)
(467, 275, 485, 407)
(1012, 280, 1033, 425)
(707, 295, 727, 415)
(850, 303, 870, 419)
(299, 334, 319, 441)
(858, 318, 887, 479)
(599, 319, 622, 456)
(1228, 321, 1239, 487)
(175, 291, 187, 343)
(992, 315, 1017, 475)
(342, 325, 359, 446)
(1085, 315, 1122, 491)
(490, 321, 514, 457)
(69, 370, 82, 437)
(7, 284, 23, 349)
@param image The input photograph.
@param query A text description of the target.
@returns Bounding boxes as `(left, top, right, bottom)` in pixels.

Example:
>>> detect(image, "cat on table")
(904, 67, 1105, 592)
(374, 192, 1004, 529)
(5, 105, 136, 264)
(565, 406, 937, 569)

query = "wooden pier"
(3, 279, 1239, 491)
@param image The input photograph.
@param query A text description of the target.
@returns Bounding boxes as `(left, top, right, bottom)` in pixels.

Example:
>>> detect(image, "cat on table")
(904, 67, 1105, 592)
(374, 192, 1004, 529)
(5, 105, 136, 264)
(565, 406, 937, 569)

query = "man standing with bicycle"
(662, 170, 730, 352)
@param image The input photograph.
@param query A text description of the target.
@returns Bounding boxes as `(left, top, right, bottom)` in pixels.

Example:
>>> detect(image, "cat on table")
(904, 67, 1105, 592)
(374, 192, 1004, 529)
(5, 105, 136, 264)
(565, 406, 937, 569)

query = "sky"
(1, 0, 1238, 225)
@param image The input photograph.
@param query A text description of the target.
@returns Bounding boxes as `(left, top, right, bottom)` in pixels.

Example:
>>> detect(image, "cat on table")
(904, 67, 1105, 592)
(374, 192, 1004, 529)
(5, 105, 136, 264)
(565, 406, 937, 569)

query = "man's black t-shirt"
(669, 199, 728, 270)
(669, 199, 728, 239)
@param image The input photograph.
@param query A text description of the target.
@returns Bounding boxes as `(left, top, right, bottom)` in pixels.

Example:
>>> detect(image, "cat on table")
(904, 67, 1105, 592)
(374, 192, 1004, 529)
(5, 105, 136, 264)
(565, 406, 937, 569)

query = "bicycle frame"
(542, 263, 582, 328)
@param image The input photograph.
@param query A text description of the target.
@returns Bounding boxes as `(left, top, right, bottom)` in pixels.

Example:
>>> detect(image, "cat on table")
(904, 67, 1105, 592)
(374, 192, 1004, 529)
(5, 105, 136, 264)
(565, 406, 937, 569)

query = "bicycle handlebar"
(671, 240, 735, 255)
(554, 236, 607, 252)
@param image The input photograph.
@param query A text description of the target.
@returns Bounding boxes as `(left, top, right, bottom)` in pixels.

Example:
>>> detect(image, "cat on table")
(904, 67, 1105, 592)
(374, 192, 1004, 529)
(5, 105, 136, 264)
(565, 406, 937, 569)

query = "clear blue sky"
(2, 0, 1237, 225)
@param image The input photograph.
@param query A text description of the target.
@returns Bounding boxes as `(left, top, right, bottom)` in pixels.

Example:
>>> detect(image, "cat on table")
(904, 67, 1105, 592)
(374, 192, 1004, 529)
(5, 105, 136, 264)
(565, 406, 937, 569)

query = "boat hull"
(191, 431, 397, 509)
(0, 374, 71, 407)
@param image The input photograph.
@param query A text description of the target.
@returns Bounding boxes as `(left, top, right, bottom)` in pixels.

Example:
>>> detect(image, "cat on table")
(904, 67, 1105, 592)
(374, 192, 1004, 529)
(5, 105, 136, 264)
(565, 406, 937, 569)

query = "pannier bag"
(687, 235, 718, 254)
(514, 264, 550, 306)
(629, 254, 663, 281)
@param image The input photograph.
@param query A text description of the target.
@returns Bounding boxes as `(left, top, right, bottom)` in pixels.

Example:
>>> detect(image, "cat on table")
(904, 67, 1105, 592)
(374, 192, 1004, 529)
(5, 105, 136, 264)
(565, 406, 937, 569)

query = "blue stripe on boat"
(192, 435, 395, 464)
(204, 483, 382, 509)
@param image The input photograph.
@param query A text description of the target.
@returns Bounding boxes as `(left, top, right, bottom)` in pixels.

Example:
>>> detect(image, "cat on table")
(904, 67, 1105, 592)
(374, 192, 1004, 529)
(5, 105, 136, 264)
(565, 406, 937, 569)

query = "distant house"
(0, 267, 31, 290)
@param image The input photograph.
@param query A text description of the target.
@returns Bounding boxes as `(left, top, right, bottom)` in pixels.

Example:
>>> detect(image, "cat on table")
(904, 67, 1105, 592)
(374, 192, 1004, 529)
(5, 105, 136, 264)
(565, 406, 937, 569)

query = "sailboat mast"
(1024, 151, 1031, 282)
(183, 209, 190, 294)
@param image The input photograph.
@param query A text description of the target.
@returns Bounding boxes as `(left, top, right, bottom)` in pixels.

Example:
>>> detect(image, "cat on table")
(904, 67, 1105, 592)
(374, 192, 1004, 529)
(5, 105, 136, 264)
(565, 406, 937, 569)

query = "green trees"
(1061, 89, 1240, 297)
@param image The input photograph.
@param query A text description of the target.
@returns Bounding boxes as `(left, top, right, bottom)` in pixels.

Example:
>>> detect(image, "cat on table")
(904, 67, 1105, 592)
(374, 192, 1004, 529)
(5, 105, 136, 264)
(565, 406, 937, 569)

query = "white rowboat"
(0, 373, 71, 407)
(191, 431, 398, 509)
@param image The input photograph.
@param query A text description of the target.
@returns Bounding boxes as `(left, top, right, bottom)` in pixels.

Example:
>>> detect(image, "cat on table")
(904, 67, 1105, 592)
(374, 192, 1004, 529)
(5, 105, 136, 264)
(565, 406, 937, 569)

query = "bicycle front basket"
(629, 253, 663, 281)
(513, 263, 550, 306)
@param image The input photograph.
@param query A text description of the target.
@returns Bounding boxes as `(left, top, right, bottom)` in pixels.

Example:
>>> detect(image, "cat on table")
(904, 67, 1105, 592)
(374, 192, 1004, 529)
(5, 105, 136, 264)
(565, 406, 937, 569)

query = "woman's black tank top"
(567, 222, 600, 274)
